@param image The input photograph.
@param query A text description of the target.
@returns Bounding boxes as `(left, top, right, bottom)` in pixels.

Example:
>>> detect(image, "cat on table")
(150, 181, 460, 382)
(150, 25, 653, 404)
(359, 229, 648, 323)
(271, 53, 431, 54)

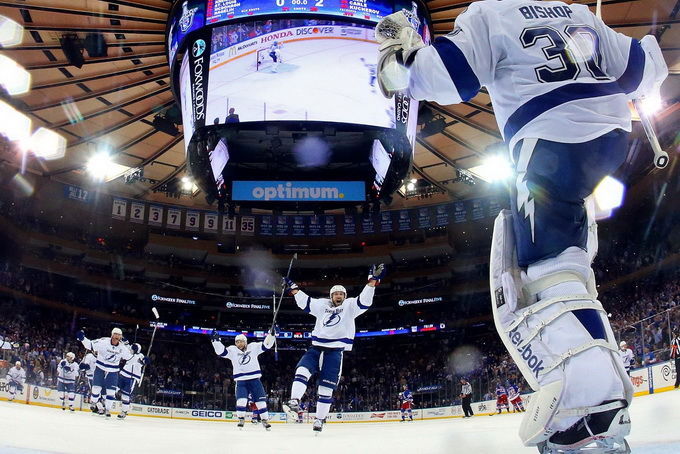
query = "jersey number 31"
(521, 25, 608, 83)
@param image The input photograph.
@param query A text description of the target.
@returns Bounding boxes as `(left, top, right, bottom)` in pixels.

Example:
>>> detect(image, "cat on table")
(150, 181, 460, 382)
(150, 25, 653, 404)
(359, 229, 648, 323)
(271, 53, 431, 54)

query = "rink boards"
(0, 359, 675, 423)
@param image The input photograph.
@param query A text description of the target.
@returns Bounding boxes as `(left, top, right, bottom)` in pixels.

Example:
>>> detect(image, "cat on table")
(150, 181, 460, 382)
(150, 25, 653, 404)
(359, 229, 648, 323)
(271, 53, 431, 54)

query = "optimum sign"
(232, 181, 365, 202)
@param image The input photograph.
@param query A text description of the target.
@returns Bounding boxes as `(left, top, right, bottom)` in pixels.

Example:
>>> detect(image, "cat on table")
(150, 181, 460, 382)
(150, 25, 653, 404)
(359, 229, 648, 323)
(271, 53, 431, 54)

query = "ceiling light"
(0, 16, 23, 47)
(181, 176, 194, 191)
(638, 92, 663, 116)
(410, 178, 417, 184)
(406, 182, 415, 191)
(468, 155, 513, 183)
(0, 100, 31, 142)
(30, 127, 66, 160)
(593, 176, 625, 212)
(0, 55, 31, 95)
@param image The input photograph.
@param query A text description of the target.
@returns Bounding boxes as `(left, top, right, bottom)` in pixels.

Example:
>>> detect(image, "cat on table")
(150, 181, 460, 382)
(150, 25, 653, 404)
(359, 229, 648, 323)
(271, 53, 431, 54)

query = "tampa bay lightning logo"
(238, 352, 252, 366)
(323, 312, 342, 327)
(105, 353, 116, 361)
(179, 1, 198, 33)
(192, 39, 206, 58)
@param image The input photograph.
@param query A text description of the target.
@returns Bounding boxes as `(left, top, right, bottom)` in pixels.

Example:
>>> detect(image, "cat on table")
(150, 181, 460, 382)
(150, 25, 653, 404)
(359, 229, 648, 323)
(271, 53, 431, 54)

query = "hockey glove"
(368, 263, 386, 284)
(130, 343, 141, 354)
(283, 277, 299, 295)
(143, 356, 151, 366)
(80, 364, 90, 371)
(211, 330, 221, 342)
(375, 11, 425, 98)
(76, 330, 85, 341)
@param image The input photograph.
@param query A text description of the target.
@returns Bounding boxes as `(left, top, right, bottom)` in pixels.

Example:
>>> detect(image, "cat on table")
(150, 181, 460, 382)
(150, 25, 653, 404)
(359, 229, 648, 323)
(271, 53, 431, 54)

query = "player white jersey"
(57, 359, 80, 384)
(212, 335, 274, 381)
(0, 340, 12, 350)
(6, 366, 26, 384)
(120, 353, 145, 385)
(408, 0, 666, 151)
(294, 285, 375, 351)
(80, 337, 133, 373)
(619, 348, 635, 371)
(82, 353, 96, 379)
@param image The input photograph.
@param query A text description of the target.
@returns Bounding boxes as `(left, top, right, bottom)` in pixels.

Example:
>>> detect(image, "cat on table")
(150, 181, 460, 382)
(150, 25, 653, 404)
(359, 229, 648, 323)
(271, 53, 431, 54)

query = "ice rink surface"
(1, 391, 678, 454)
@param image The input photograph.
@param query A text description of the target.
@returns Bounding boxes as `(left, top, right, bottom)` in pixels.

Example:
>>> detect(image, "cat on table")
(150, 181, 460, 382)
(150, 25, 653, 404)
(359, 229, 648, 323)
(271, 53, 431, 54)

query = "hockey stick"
(139, 307, 160, 384)
(269, 253, 297, 333)
(273, 290, 279, 361)
(594, 3, 669, 170)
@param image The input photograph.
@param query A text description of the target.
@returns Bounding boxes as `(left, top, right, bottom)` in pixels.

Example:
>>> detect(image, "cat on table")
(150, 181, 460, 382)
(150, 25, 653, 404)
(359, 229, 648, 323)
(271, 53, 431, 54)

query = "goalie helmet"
(329, 285, 347, 298)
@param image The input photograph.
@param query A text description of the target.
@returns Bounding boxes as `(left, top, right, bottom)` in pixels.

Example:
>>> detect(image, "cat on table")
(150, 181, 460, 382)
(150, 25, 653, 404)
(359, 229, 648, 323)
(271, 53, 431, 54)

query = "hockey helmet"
(66, 352, 76, 361)
(329, 285, 347, 298)
(111, 327, 123, 336)
(235, 334, 247, 344)
(619, 341, 627, 348)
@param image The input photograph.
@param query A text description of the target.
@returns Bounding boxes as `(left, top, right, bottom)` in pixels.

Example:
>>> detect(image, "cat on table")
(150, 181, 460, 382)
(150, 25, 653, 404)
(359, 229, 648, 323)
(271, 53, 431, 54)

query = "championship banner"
(240, 216, 255, 235)
(471, 199, 485, 221)
(398, 209, 411, 231)
(435, 204, 449, 226)
(361, 214, 375, 234)
(453, 202, 467, 223)
(380, 211, 393, 233)
(323, 215, 337, 236)
(292, 215, 306, 236)
(148, 205, 164, 226)
(308, 215, 322, 236)
(487, 196, 502, 218)
(259, 215, 273, 236)
(203, 213, 218, 232)
(186, 211, 200, 231)
(112, 199, 127, 220)
(222, 216, 237, 234)
(275, 215, 290, 236)
(130, 202, 146, 224)
(343, 215, 356, 235)
(167, 208, 182, 229)
(418, 207, 431, 229)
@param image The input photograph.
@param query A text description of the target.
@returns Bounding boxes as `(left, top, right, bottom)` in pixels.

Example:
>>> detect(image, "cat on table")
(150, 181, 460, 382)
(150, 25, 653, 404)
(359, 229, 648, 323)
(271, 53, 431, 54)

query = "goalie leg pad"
(490, 210, 631, 446)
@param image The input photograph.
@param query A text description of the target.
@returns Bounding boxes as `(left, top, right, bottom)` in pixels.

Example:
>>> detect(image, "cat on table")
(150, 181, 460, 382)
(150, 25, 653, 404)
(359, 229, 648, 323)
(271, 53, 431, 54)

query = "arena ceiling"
(0, 0, 678, 210)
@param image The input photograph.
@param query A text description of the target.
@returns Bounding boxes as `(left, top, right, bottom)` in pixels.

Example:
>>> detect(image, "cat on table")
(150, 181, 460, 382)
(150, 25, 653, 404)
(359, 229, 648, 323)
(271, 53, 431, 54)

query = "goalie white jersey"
(408, 0, 667, 150)
(294, 285, 375, 351)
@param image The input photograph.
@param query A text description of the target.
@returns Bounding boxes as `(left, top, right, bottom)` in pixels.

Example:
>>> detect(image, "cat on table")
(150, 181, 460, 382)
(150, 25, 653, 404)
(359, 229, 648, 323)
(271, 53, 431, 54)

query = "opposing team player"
(398, 384, 414, 422)
(618, 341, 635, 376)
(118, 343, 148, 419)
(77, 327, 137, 417)
(495, 382, 511, 415)
(5, 361, 25, 402)
(507, 381, 526, 413)
(57, 352, 80, 411)
(211, 330, 275, 430)
(282, 263, 385, 433)
(376, 0, 667, 451)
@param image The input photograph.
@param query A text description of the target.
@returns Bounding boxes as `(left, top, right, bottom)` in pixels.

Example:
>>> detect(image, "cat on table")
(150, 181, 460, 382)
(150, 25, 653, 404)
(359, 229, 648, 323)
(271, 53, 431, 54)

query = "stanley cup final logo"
(179, 1, 198, 33)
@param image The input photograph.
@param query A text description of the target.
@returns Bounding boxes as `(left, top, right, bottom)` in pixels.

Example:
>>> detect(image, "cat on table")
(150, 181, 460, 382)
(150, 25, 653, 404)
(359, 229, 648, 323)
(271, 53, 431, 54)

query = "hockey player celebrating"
(282, 263, 385, 433)
(398, 384, 414, 422)
(5, 361, 25, 402)
(507, 381, 526, 413)
(375, 0, 667, 452)
(77, 327, 137, 417)
(618, 341, 635, 376)
(211, 330, 276, 430)
(57, 352, 80, 411)
(495, 382, 511, 415)
(117, 343, 148, 419)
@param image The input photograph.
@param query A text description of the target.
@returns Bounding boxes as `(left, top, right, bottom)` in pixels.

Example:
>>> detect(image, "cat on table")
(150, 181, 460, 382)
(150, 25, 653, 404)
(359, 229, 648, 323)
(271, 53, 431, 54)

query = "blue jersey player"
(376, 1, 667, 452)
(282, 263, 385, 433)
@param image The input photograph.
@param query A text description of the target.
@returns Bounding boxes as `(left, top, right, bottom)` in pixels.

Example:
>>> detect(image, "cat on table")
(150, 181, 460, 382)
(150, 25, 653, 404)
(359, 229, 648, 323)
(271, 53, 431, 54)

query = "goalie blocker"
(490, 209, 633, 453)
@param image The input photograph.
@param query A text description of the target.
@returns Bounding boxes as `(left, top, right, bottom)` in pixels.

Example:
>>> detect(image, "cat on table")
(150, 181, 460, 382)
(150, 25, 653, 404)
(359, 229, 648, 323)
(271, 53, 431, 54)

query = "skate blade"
(539, 439, 630, 454)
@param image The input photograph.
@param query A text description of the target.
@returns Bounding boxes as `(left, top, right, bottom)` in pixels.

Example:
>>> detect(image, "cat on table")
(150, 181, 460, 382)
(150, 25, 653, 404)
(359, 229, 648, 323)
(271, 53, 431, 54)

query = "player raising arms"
(282, 264, 385, 434)
(375, 1, 667, 452)
(211, 330, 276, 430)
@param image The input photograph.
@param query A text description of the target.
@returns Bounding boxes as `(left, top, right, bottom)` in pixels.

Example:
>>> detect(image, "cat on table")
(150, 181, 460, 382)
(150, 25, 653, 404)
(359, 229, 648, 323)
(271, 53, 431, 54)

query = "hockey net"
(255, 48, 271, 71)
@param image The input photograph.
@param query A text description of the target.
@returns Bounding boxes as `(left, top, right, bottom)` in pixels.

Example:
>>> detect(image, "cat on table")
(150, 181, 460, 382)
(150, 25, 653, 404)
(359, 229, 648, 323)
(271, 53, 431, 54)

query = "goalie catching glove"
(374, 11, 426, 98)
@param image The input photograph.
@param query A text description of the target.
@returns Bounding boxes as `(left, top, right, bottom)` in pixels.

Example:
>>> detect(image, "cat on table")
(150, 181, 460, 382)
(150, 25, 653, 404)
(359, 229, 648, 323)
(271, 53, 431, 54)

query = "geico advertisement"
(173, 408, 227, 420)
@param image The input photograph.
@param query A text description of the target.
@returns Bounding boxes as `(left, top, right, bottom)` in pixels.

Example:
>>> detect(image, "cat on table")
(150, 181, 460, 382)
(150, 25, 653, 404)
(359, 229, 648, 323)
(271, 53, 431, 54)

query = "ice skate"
(283, 398, 301, 420)
(312, 418, 324, 435)
(261, 419, 271, 431)
(237, 417, 245, 429)
(117, 411, 127, 419)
